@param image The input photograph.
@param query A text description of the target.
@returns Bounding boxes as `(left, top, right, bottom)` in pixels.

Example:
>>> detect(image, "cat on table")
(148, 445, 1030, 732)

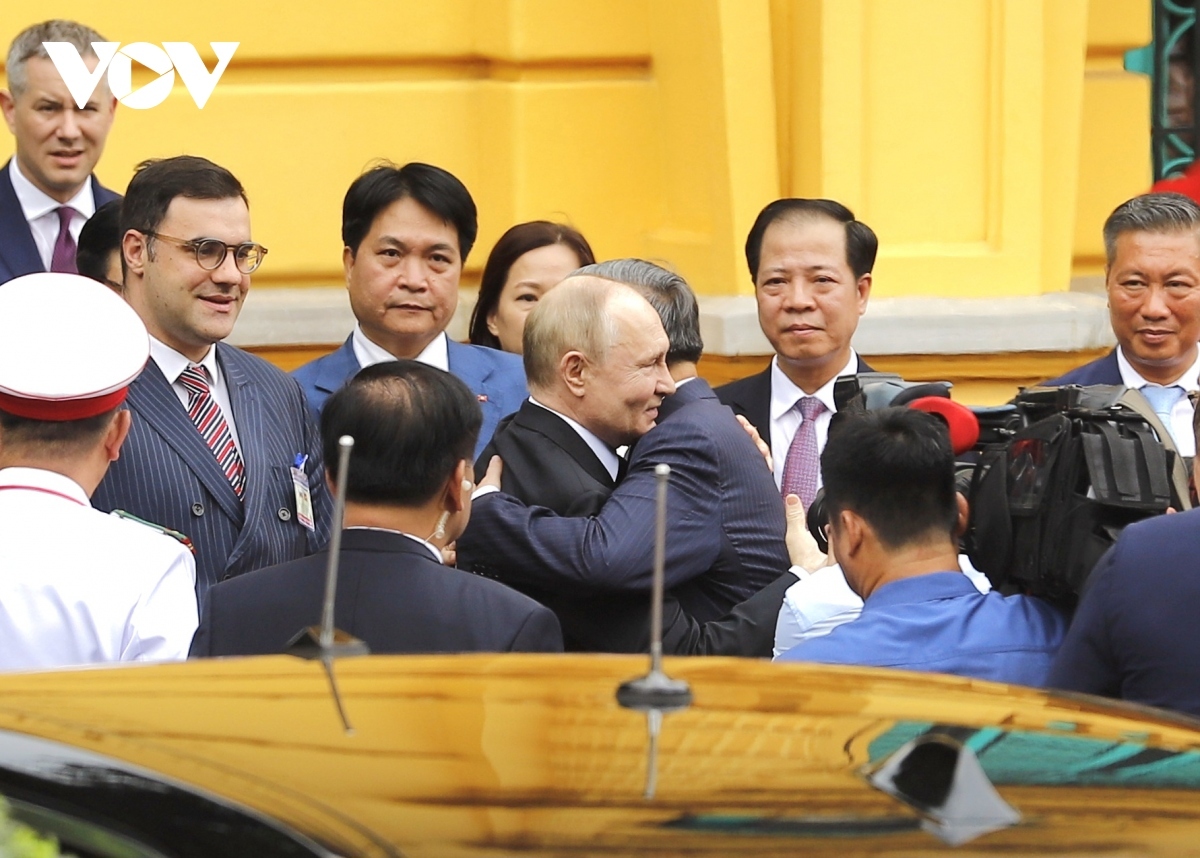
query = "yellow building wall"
(0, 0, 1151, 298)
(1073, 0, 1153, 277)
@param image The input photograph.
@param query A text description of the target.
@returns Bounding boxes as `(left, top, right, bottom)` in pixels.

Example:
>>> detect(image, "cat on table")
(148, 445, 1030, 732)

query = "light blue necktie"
(1140, 385, 1185, 429)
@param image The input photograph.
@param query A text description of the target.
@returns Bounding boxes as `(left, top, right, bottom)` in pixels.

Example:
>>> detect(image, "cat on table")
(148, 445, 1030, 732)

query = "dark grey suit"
(189, 528, 563, 656)
(92, 344, 332, 610)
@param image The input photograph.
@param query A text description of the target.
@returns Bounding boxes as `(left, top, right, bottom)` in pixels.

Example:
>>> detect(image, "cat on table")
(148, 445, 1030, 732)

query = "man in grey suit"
(92, 156, 332, 609)
(0, 20, 120, 283)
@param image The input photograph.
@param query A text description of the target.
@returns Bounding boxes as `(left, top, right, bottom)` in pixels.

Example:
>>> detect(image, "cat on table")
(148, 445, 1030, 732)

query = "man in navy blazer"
(461, 266, 789, 628)
(292, 163, 526, 457)
(1047, 503, 1200, 717)
(190, 362, 561, 657)
(716, 199, 877, 496)
(92, 156, 332, 608)
(0, 21, 119, 284)
(1043, 193, 1200, 455)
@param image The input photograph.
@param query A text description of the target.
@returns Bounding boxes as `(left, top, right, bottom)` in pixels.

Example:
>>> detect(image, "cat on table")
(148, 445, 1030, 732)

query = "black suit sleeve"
(662, 572, 798, 657)
(510, 606, 565, 653)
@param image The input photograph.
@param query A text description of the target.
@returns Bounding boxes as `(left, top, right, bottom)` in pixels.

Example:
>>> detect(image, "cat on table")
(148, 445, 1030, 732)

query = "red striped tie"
(179, 364, 246, 499)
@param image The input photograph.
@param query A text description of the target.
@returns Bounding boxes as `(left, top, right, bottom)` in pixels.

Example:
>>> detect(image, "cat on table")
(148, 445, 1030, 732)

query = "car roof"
(3, 653, 1200, 856)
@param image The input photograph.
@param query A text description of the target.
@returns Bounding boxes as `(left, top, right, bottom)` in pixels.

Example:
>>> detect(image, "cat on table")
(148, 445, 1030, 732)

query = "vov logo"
(43, 42, 238, 110)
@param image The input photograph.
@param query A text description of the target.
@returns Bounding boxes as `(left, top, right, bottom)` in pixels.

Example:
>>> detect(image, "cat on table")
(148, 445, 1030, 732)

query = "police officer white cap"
(0, 272, 149, 420)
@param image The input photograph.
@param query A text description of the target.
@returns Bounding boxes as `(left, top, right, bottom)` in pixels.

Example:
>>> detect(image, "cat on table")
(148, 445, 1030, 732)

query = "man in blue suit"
(92, 156, 332, 608)
(1044, 193, 1200, 454)
(461, 268, 789, 630)
(0, 20, 119, 283)
(292, 163, 527, 457)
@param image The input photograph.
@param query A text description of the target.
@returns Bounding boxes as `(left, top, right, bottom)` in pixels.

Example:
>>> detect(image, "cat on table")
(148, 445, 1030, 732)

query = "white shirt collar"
(351, 325, 450, 372)
(769, 350, 859, 422)
(344, 526, 444, 563)
(148, 335, 218, 385)
(1115, 345, 1200, 391)
(0, 466, 91, 506)
(528, 396, 621, 481)
(9, 158, 95, 222)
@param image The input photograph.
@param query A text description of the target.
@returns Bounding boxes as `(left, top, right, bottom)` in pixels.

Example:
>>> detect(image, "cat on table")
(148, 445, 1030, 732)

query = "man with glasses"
(92, 156, 331, 608)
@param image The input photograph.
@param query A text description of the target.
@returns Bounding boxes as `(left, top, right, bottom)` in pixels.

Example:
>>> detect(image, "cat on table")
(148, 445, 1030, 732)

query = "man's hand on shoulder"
(472, 455, 504, 500)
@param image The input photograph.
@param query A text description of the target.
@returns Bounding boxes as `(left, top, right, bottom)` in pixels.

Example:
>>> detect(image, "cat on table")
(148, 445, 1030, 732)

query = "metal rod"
(320, 435, 355, 650)
(649, 463, 670, 674)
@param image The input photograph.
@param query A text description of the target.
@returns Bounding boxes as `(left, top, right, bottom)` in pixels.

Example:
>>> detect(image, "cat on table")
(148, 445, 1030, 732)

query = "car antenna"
(616, 463, 692, 799)
(287, 434, 370, 734)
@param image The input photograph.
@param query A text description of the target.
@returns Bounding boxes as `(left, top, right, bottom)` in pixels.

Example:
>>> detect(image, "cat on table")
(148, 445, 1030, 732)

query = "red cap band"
(907, 396, 980, 455)
(0, 387, 128, 421)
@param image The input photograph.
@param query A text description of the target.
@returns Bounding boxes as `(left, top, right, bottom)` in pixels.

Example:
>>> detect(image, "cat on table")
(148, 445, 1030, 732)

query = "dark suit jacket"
(1041, 349, 1121, 387)
(292, 335, 528, 458)
(92, 344, 333, 610)
(715, 354, 875, 448)
(189, 529, 563, 656)
(466, 397, 794, 656)
(1047, 508, 1200, 717)
(0, 160, 120, 284)
(461, 378, 790, 629)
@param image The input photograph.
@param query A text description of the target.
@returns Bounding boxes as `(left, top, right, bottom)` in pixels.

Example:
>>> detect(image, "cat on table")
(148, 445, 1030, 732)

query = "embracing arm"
(461, 420, 724, 593)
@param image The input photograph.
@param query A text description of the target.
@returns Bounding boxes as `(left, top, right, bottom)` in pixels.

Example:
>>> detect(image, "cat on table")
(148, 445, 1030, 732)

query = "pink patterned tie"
(179, 364, 246, 499)
(50, 206, 78, 273)
(780, 396, 826, 508)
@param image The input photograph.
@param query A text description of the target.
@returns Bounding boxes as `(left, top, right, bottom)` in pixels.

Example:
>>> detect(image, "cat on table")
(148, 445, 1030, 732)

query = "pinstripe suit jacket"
(92, 344, 332, 608)
(461, 378, 789, 622)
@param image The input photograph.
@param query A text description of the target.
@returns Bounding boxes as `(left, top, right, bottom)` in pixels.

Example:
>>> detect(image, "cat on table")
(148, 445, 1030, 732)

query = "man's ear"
(0, 90, 16, 134)
(560, 350, 588, 398)
(122, 229, 149, 278)
(834, 508, 867, 559)
(447, 459, 471, 514)
(954, 492, 970, 538)
(856, 272, 872, 315)
(104, 410, 133, 462)
(342, 245, 356, 286)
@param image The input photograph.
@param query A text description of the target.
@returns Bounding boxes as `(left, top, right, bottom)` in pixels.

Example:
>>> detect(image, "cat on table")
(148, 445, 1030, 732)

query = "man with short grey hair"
(0, 20, 120, 283)
(1046, 192, 1200, 454)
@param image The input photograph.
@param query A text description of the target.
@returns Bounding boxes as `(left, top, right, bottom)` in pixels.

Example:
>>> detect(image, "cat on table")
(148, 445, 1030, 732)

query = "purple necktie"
(50, 206, 78, 274)
(780, 396, 826, 508)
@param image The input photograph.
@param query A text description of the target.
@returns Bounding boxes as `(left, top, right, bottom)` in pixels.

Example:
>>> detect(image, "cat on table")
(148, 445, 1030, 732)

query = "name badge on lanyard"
(291, 454, 315, 532)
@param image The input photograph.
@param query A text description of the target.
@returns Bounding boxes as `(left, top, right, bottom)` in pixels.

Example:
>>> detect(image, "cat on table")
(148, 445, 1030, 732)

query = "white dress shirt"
(352, 324, 450, 372)
(0, 467, 198, 669)
(772, 557, 993, 657)
(1115, 346, 1200, 457)
(769, 351, 859, 489)
(8, 159, 96, 270)
(149, 336, 242, 452)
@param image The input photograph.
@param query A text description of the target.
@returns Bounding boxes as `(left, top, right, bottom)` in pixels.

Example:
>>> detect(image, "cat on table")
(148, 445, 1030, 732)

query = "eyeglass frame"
(140, 231, 269, 274)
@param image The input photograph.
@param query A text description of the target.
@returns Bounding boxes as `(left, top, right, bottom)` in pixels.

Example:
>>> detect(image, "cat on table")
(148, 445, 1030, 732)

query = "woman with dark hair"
(468, 221, 595, 353)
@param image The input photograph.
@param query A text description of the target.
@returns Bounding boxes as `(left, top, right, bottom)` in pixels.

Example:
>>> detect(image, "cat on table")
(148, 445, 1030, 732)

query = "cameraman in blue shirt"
(777, 407, 1067, 687)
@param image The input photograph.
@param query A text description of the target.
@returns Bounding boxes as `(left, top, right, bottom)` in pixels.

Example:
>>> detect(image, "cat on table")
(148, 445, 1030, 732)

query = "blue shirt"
(776, 572, 1067, 687)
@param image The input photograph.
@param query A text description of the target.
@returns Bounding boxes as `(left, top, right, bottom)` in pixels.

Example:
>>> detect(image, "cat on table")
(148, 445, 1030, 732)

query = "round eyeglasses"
(143, 231, 268, 274)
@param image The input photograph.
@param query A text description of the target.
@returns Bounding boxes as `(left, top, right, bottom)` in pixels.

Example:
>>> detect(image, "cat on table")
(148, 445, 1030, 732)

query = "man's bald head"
(522, 274, 676, 447)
